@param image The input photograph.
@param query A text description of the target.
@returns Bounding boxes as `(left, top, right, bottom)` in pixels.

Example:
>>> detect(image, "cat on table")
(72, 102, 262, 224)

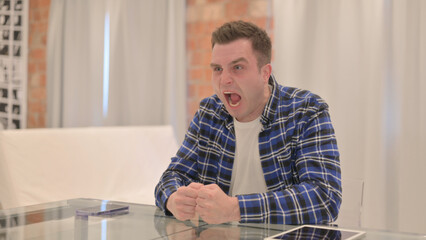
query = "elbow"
(320, 190, 342, 224)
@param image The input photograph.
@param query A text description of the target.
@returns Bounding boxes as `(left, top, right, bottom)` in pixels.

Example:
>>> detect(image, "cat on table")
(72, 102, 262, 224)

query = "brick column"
(186, 0, 273, 125)
(27, 0, 50, 128)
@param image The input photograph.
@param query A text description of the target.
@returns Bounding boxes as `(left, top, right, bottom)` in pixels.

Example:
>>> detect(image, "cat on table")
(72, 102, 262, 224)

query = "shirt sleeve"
(237, 101, 342, 224)
(154, 110, 201, 214)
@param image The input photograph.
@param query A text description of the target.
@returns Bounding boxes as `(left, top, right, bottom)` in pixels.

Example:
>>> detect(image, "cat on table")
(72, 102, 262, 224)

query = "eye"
(234, 65, 243, 70)
(213, 66, 223, 72)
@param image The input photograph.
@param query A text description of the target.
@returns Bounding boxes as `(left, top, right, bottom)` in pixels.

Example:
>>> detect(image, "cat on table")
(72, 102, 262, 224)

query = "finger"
(195, 197, 203, 207)
(179, 204, 197, 214)
(204, 183, 219, 190)
(174, 203, 196, 220)
(188, 182, 204, 190)
(176, 195, 197, 207)
(195, 197, 209, 210)
(185, 188, 199, 199)
(178, 186, 199, 199)
(197, 187, 212, 199)
(198, 183, 220, 197)
(195, 204, 205, 218)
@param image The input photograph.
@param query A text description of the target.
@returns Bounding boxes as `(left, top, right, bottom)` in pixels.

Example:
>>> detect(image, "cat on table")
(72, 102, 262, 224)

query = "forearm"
(155, 169, 198, 212)
(154, 173, 181, 213)
(237, 180, 341, 224)
(155, 117, 202, 212)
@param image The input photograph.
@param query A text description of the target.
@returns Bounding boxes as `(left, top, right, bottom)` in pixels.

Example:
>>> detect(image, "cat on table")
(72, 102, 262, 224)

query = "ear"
(261, 63, 272, 83)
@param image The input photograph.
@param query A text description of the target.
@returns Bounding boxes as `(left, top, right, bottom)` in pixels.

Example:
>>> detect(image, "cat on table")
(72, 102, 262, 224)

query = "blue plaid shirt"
(155, 75, 342, 224)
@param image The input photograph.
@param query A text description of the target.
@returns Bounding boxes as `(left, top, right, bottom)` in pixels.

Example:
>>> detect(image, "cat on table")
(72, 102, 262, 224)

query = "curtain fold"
(47, 0, 186, 141)
(273, 0, 426, 234)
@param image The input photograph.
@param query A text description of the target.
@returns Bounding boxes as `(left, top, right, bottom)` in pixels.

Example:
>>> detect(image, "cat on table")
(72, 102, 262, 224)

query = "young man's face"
(210, 38, 271, 122)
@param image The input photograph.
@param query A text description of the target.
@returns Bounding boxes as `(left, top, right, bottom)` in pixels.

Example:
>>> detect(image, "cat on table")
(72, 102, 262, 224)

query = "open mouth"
(224, 91, 241, 107)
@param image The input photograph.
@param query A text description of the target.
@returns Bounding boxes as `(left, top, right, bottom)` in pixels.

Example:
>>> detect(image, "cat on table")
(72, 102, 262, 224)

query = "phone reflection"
(74, 215, 89, 240)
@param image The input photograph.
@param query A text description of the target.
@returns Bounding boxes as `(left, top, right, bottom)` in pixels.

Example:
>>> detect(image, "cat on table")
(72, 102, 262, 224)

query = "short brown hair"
(211, 20, 272, 68)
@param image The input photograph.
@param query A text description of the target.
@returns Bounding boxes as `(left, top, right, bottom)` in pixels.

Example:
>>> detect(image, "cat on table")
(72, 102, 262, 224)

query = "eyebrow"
(230, 57, 248, 65)
(210, 57, 249, 68)
(210, 63, 221, 68)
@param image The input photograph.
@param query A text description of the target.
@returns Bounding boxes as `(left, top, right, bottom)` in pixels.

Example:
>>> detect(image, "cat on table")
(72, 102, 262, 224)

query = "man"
(155, 20, 342, 224)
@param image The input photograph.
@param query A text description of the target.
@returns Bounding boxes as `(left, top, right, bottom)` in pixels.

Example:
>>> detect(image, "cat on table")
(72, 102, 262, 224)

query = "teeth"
(230, 101, 240, 107)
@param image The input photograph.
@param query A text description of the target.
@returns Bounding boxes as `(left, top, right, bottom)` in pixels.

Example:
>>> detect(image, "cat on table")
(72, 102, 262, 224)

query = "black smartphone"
(76, 203, 129, 217)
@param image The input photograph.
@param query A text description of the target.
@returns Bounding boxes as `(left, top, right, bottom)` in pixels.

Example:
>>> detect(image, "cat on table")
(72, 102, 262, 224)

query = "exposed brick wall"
(25, 0, 272, 128)
(186, 0, 273, 125)
(27, 0, 50, 128)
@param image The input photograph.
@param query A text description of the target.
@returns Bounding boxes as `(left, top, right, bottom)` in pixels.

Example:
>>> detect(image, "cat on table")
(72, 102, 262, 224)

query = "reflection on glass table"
(1, 198, 425, 240)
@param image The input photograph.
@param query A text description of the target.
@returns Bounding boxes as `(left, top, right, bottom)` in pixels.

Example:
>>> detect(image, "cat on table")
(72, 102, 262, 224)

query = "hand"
(166, 221, 197, 240)
(166, 182, 203, 221)
(195, 184, 241, 224)
(197, 227, 240, 240)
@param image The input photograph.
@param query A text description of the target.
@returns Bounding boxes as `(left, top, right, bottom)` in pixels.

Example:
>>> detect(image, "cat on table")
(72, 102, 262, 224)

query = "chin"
(228, 110, 243, 120)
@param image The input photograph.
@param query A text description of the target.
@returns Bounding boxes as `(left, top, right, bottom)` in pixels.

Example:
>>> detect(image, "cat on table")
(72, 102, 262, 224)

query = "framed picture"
(0, 0, 27, 129)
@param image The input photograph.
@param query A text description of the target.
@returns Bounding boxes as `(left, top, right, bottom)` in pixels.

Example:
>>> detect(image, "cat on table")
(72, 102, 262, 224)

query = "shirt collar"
(260, 74, 280, 127)
(260, 74, 279, 127)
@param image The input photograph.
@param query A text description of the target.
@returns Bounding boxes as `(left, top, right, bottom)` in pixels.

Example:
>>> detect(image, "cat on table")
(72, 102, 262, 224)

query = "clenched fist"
(195, 184, 241, 224)
(166, 182, 203, 221)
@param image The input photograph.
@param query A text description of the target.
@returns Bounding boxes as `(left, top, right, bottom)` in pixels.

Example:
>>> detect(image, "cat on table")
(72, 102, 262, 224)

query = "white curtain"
(273, 0, 426, 234)
(47, 0, 187, 141)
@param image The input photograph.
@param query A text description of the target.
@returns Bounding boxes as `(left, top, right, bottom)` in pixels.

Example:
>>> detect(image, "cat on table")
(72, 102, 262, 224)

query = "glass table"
(0, 198, 424, 239)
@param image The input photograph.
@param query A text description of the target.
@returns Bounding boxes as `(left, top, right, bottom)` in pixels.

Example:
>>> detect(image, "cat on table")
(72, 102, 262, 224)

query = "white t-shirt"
(229, 116, 268, 196)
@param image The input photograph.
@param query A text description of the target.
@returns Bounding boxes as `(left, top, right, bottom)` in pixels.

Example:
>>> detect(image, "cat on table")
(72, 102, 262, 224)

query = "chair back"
(0, 126, 178, 209)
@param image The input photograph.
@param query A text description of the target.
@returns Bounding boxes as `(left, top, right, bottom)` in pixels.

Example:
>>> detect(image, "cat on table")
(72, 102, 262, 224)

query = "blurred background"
(10, 0, 426, 234)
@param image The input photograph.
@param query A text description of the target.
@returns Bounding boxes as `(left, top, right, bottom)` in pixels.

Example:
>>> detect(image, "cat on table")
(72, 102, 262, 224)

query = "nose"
(220, 69, 232, 85)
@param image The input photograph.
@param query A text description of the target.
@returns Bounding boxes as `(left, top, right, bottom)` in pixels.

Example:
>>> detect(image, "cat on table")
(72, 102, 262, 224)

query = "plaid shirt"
(155, 75, 342, 224)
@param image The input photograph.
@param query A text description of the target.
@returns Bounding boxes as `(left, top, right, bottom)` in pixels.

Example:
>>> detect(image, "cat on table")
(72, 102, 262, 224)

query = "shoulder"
(193, 95, 228, 125)
(277, 85, 329, 112)
(199, 95, 223, 112)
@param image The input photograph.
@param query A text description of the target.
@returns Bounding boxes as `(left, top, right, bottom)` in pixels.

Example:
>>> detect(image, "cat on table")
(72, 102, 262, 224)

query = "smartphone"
(264, 225, 366, 240)
(76, 203, 129, 217)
